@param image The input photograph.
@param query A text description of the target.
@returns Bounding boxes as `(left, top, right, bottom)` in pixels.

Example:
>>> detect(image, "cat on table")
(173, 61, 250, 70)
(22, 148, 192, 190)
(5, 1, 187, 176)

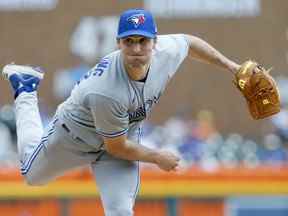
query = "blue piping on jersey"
(69, 112, 129, 129)
(133, 128, 141, 199)
(68, 113, 95, 128)
(96, 128, 128, 138)
(69, 112, 95, 126)
(69, 113, 128, 138)
(133, 161, 140, 200)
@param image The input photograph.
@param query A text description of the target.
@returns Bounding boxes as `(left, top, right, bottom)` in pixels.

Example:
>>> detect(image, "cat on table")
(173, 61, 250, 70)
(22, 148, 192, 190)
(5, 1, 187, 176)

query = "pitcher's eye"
(124, 38, 133, 45)
(139, 38, 146, 44)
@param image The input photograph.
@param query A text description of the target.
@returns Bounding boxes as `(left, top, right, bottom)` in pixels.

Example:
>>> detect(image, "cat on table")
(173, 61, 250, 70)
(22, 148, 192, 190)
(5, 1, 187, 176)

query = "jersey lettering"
(128, 93, 161, 124)
(77, 57, 110, 84)
(128, 106, 146, 124)
(92, 58, 109, 76)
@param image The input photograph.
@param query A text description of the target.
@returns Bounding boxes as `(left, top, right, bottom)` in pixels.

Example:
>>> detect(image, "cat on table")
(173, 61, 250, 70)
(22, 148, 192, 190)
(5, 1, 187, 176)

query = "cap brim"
(117, 30, 156, 39)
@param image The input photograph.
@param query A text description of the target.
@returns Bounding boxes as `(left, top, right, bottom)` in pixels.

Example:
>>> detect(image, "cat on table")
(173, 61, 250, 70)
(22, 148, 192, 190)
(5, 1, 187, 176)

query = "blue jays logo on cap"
(117, 9, 157, 39)
(127, 13, 145, 28)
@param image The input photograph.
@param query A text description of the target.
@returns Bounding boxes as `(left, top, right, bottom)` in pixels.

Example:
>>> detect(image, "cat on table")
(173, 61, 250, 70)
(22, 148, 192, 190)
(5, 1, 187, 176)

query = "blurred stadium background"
(0, 0, 288, 215)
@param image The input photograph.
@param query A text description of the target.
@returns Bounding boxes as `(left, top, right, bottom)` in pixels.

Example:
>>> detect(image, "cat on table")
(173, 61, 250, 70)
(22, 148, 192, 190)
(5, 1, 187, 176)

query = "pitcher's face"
(118, 36, 156, 69)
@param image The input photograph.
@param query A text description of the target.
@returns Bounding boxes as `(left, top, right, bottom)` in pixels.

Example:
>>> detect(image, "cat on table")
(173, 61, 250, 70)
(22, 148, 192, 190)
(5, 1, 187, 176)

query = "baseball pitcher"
(2, 8, 280, 216)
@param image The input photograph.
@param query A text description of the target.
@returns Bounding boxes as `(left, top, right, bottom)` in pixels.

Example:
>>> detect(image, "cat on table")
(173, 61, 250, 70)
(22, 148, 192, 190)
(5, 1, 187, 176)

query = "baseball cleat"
(2, 64, 45, 98)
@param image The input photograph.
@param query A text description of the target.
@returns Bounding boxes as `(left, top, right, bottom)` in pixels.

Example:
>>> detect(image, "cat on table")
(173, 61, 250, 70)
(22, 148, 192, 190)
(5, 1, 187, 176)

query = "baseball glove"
(234, 60, 280, 120)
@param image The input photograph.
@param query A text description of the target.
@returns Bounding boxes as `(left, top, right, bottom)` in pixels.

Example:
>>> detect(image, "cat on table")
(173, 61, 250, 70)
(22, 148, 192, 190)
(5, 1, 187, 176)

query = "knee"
(23, 173, 48, 186)
(105, 207, 133, 216)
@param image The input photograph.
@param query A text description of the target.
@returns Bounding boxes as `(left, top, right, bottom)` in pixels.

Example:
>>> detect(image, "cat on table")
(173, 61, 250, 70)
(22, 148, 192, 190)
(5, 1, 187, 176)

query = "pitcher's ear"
(117, 38, 121, 49)
(153, 37, 157, 48)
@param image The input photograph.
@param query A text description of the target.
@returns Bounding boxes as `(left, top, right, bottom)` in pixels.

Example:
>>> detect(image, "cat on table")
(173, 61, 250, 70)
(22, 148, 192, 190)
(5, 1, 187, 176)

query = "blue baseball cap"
(117, 8, 157, 39)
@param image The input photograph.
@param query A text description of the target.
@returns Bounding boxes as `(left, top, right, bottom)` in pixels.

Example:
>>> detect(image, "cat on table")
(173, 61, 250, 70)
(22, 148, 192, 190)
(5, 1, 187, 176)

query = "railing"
(0, 165, 287, 216)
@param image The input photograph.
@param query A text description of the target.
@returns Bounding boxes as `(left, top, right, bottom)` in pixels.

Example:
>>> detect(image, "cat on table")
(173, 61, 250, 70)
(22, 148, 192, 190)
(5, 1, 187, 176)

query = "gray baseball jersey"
(57, 34, 189, 149)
